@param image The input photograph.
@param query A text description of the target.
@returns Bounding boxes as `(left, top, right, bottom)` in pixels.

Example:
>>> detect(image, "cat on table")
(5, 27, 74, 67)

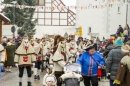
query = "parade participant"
(77, 40, 84, 56)
(41, 37, 50, 70)
(66, 35, 78, 63)
(14, 35, 36, 86)
(45, 38, 53, 68)
(43, 68, 57, 86)
(52, 35, 69, 86)
(77, 45, 105, 86)
(48, 38, 54, 50)
(114, 44, 130, 86)
(0, 44, 5, 73)
(30, 36, 41, 80)
(49, 35, 61, 70)
(78, 40, 84, 50)
(5, 42, 15, 72)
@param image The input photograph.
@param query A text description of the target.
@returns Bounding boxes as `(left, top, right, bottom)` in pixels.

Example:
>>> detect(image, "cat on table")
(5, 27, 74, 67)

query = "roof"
(0, 13, 10, 22)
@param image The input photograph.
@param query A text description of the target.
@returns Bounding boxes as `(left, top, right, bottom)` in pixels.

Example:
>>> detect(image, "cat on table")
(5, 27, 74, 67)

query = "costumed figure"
(77, 40, 84, 56)
(113, 44, 130, 86)
(30, 36, 42, 80)
(43, 68, 57, 86)
(0, 44, 5, 74)
(48, 38, 54, 50)
(66, 36, 78, 63)
(49, 35, 61, 71)
(41, 37, 50, 71)
(5, 42, 15, 72)
(14, 35, 36, 86)
(45, 38, 53, 68)
(52, 36, 70, 86)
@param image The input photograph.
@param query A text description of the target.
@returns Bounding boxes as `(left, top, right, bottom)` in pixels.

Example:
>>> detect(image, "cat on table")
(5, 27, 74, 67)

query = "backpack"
(64, 78, 79, 86)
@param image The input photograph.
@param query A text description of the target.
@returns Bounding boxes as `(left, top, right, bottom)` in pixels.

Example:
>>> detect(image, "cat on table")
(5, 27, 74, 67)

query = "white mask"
(23, 39, 29, 47)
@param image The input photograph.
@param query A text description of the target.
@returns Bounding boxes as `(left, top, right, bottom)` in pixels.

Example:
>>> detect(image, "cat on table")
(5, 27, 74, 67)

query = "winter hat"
(7, 42, 12, 46)
(85, 44, 95, 51)
(121, 45, 130, 53)
(115, 37, 123, 45)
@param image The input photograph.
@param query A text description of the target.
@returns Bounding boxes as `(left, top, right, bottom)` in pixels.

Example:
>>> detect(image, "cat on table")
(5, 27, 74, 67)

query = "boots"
(34, 75, 37, 79)
(37, 75, 40, 80)
(19, 82, 22, 86)
(27, 82, 32, 86)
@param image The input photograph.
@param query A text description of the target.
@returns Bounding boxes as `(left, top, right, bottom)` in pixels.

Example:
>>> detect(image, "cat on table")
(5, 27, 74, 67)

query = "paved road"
(0, 68, 109, 86)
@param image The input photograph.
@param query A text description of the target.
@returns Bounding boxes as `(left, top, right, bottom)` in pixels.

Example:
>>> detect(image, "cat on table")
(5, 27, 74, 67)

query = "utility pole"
(126, 1, 128, 24)
(11, 1, 17, 37)
(126, 0, 130, 24)
(13, 4, 15, 37)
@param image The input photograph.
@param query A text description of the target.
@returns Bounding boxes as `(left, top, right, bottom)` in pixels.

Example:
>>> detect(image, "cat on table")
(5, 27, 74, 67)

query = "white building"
(76, 0, 130, 39)
(33, 0, 76, 38)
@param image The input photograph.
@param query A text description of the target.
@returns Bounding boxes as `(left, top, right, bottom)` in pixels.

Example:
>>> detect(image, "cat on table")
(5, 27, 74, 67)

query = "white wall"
(128, 3, 130, 26)
(34, 26, 75, 38)
(76, 0, 129, 39)
(2, 25, 18, 38)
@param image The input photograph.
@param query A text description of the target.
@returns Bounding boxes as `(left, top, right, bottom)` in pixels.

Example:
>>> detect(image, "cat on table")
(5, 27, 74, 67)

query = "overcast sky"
(62, 0, 76, 12)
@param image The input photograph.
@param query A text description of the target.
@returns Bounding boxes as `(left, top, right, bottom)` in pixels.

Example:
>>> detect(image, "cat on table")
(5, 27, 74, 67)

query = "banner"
(0, 1, 128, 10)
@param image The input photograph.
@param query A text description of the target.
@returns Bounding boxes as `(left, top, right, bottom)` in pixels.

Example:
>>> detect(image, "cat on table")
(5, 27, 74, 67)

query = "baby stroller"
(60, 63, 83, 86)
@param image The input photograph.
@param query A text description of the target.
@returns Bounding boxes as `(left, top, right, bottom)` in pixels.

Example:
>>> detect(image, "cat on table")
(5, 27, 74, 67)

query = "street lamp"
(126, 0, 130, 24)
(11, 1, 17, 37)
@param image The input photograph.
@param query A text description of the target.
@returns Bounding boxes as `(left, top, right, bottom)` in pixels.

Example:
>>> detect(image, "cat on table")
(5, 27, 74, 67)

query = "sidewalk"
(0, 68, 110, 86)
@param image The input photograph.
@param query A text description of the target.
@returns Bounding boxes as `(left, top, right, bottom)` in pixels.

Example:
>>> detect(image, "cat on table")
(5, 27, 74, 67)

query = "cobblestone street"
(0, 68, 109, 86)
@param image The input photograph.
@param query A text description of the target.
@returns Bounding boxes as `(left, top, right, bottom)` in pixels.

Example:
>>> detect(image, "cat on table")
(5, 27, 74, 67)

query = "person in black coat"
(116, 25, 123, 37)
(103, 40, 114, 58)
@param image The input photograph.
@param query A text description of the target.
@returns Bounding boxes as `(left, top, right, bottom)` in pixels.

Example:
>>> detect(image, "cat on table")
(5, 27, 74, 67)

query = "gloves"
(64, 67, 66, 72)
(76, 52, 80, 56)
(50, 65, 54, 69)
(15, 63, 18, 67)
(107, 73, 111, 79)
(44, 62, 46, 67)
(32, 63, 35, 66)
(113, 80, 121, 84)
(107, 73, 111, 76)
(98, 64, 104, 69)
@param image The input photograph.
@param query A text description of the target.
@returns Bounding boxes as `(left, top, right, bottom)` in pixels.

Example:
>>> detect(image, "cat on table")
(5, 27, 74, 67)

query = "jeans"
(83, 76, 98, 86)
(110, 80, 119, 86)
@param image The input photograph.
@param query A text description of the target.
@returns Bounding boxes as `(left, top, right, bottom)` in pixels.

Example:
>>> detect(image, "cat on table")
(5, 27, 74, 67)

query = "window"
(118, 7, 121, 14)
(89, 27, 91, 33)
(36, 0, 45, 6)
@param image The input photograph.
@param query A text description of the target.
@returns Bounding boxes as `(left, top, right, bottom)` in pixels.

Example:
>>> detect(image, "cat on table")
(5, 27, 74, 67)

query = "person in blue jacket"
(77, 45, 105, 86)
